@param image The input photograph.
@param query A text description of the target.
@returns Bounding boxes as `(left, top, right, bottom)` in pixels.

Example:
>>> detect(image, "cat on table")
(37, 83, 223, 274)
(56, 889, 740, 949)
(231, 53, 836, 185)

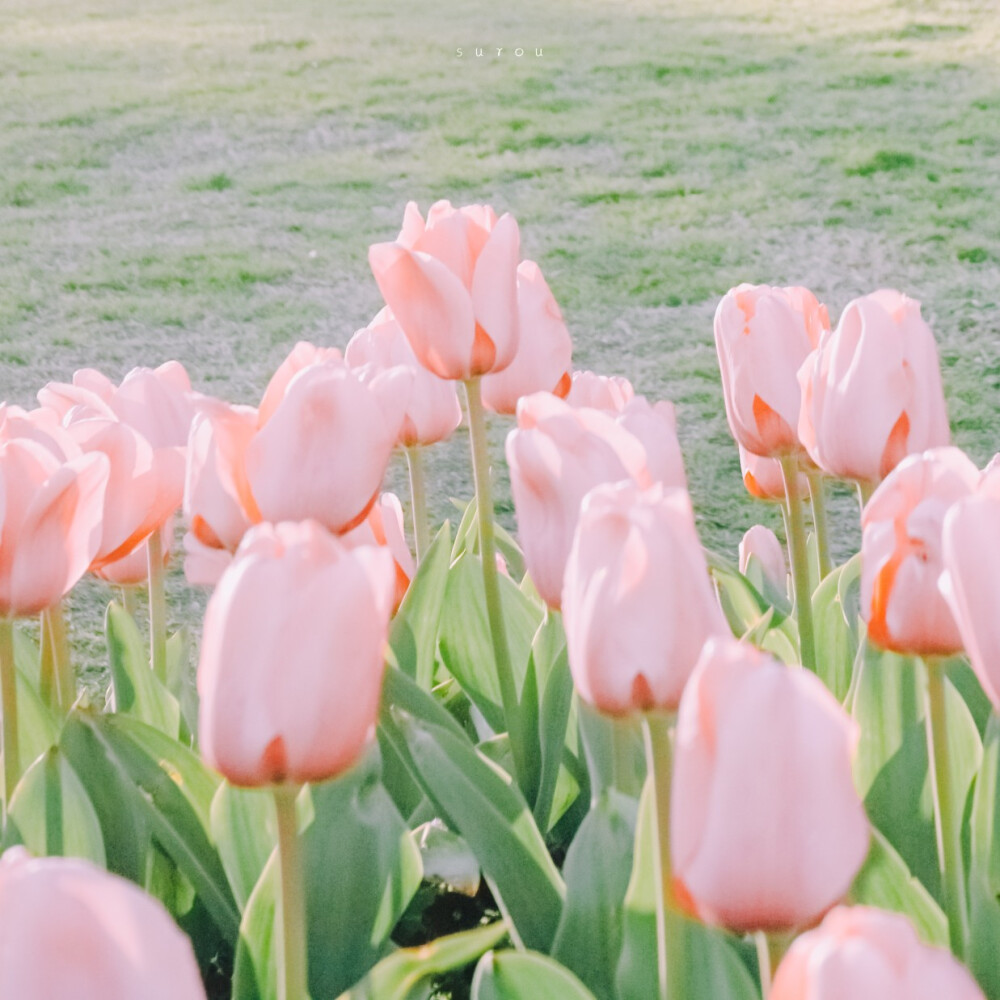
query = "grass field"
(2, 0, 999, 675)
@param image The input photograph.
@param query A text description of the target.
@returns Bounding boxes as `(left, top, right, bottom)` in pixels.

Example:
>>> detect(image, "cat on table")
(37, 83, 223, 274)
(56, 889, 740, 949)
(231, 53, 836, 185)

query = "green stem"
(1, 618, 19, 813)
(273, 785, 308, 1000)
(42, 603, 74, 713)
(755, 932, 772, 999)
(806, 471, 832, 580)
(779, 455, 816, 673)
(643, 713, 675, 1000)
(405, 446, 430, 563)
(856, 480, 875, 521)
(121, 586, 139, 619)
(925, 660, 969, 957)
(464, 378, 526, 788)
(147, 533, 167, 682)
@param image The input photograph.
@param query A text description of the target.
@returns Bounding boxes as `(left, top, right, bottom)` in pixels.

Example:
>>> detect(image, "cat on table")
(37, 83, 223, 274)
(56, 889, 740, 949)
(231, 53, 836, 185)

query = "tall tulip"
(0, 848, 206, 1000)
(672, 638, 869, 933)
(798, 290, 950, 485)
(481, 260, 573, 414)
(771, 905, 984, 1000)
(563, 481, 726, 715)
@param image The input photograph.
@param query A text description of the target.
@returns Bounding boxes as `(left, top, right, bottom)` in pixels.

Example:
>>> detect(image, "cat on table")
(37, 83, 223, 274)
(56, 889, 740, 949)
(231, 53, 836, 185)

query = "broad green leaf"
(473, 951, 598, 1000)
(742, 552, 791, 616)
(451, 496, 478, 560)
(2, 746, 105, 864)
(577, 701, 644, 800)
(948, 657, 994, 738)
(390, 522, 451, 689)
(11, 668, 59, 772)
(812, 554, 860, 700)
(709, 562, 770, 638)
(493, 521, 525, 580)
(848, 828, 948, 948)
(343, 921, 510, 1000)
(967, 868, 1000, 1000)
(166, 627, 199, 743)
(972, 713, 1000, 892)
(383, 709, 565, 952)
(106, 601, 181, 737)
(382, 663, 468, 742)
(232, 850, 279, 1000)
(211, 782, 277, 911)
(13, 625, 40, 687)
(533, 633, 575, 833)
(551, 792, 636, 999)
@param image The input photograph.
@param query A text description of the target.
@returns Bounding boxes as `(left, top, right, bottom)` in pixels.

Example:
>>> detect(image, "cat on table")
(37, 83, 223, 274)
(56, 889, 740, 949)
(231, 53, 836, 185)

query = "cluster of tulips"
(1, 197, 999, 1000)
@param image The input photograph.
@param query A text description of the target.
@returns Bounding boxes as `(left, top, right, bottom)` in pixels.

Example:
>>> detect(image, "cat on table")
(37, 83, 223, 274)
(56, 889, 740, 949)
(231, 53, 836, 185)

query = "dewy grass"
(1, 0, 999, 673)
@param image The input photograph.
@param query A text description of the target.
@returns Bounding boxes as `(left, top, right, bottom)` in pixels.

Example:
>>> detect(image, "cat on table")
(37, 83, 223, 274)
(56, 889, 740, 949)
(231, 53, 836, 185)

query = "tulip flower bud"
(369, 200, 521, 380)
(257, 341, 343, 427)
(506, 391, 686, 608)
(738, 444, 807, 501)
(0, 440, 109, 617)
(341, 493, 415, 612)
(739, 524, 786, 595)
(942, 491, 1000, 709)
(672, 638, 869, 932)
(860, 447, 978, 656)
(0, 847, 206, 1000)
(198, 520, 395, 786)
(481, 260, 573, 414)
(714, 284, 828, 458)
(346, 308, 462, 446)
(564, 370, 635, 412)
(798, 290, 950, 484)
(771, 905, 985, 1000)
(563, 482, 727, 714)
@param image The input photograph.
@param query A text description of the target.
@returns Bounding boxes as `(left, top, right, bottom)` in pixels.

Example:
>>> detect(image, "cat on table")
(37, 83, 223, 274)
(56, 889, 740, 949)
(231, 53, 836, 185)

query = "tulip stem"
(40, 603, 74, 713)
(755, 932, 772, 999)
(925, 659, 969, 958)
(273, 785, 308, 1000)
(806, 471, 832, 580)
(856, 480, 875, 520)
(405, 446, 430, 563)
(121, 586, 139, 619)
(464, 378, 527, 789)
(0, 618, 19, 813)
(779, 456, 816, 673)
(643, 712, 676, 1000)
(147, 533, 168, 682)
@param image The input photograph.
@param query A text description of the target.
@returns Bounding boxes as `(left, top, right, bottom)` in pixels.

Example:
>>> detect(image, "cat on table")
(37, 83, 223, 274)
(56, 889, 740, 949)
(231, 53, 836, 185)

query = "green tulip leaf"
(10, 667, 59, 775)
(211, 782, 277, 911)
(473, 950, 599, 1000)
(967, 867, 1000, 1000)
(165, 626, 199, 743)
(812, 553, 861, 700)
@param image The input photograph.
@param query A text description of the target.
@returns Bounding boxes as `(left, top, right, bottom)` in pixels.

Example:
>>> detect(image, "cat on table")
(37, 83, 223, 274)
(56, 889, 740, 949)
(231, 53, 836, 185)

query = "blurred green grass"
(1, 0, 999, 671)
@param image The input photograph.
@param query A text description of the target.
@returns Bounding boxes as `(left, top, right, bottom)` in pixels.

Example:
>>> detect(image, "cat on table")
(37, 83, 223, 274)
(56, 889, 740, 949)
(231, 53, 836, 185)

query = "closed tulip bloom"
(672, 638, 869, 932)
(0, 440, 109, 617)
(799, 290, 950, 483)
(0, 848, 205, 1000)
(771, 905, 985, 1000)
(563, 482, 727, 714)
(942, 492, 1000, 709)
(715, 284, 828, 457)
(616, 396, 687, 489)
(861, 447, 978, 655)
(198, 520, 395, 786)
(345, 308, 462, 446)
(341, 493, 415, 611)
(506, 391, 686, 608)
(481, 260, 573, 414)
(369, 200, 520, 380)
(739, 444, 808, 501)
(739, 524, 786, 594)
(564, 370, 635, 412)
(245, 361, 411, 534)
(257, 341, 343, 427)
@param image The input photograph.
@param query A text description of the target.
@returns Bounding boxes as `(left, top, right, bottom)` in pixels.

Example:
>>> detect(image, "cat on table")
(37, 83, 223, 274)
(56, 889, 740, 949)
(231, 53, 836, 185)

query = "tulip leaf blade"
(532, 630, 575, 833)
(971, 712, 1000, 894)
(1, 746, 105, 865)
(231, 850, 279, 1000)
(211, 781, 277, 912)
(812, 553, 861, 700)
(472, 950, 600, 1000)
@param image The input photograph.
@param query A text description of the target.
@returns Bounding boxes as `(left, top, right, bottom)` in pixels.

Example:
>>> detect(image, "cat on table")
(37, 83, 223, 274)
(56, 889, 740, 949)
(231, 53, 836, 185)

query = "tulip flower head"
(0, 847, 206, 1000)
(369, 200, 521, 380)
(771, 905, 985, 1000)
(257, 341, 343, 428)
(798, 290, 950, 484)
(739, 524, 786, 596)
(564, 370, 635, 412)
(714, 284, 828, 458)
(860, 446, 978, 656)
(738, 444, 807, 501)
(198, 520, 396, 786)
(563, 481, 727, 714)
(672, 638, 869, 932)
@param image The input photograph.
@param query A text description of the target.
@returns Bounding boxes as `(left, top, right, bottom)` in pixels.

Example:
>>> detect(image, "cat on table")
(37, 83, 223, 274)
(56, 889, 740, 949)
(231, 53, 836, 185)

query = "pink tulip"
(563, 482, 727, 714)
(564, 370, 635, 412)
(0, 847, 206, 1000)
(341, 493, 415, 611)
(0, 440, 109, 616)
(0, 404, 81, 462)
(672, 638, 869, 932)
(95, 518, 174, 587)
(369, 200, 520, 380)
(771, 905, 985, 1000)
(345, 308, 462, 446)
(506, 391, 686, 608)
(198, 520, 395, 786)
(861, 447, 978, 655)
(714, 284, 828, 458)
(245, 360, 410, 534)
(798, 290, 950, 483)
(739, 524, 786, 594)
(738, 444, 807, 501)
(257, 341, 343, 427)
(942, 491, 1000, 709)
(481, 260, 573, 413)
